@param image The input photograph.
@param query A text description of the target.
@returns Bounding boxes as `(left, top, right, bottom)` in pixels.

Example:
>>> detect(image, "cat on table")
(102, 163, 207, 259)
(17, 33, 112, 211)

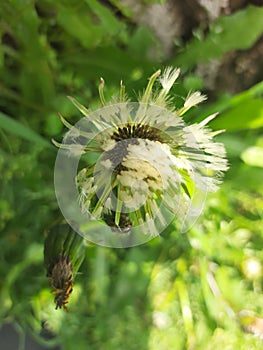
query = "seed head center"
(112, 123, 162, 142)
(103, 123, 163, 173)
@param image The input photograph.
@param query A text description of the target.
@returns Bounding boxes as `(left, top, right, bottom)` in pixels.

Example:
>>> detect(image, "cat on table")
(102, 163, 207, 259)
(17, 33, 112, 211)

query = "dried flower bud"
(44, 224, 85, 310)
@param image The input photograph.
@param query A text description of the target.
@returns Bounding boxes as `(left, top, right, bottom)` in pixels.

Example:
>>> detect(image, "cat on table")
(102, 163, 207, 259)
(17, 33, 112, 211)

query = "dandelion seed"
(184, 91, 207, 108)
(159, 66, 180, 92)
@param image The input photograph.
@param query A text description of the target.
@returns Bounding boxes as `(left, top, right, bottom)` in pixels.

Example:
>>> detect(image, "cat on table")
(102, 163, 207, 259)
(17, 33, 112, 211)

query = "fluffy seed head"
(54, 68, 228, 247)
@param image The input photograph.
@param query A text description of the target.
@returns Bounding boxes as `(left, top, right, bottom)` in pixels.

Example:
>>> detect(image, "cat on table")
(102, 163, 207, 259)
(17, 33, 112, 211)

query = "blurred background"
(0, 0, 263, 349)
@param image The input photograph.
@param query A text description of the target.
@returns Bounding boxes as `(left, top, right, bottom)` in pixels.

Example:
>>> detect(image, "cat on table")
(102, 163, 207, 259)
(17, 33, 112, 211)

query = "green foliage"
(173, 5, 263, 69)
(0, 1, 263, 349)
(0, 111, 51, 147)
(210, 81, 263, 130)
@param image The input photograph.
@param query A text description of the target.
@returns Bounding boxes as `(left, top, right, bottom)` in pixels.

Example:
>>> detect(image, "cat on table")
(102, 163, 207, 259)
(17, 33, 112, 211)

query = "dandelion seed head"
(54, 67, 228, 247)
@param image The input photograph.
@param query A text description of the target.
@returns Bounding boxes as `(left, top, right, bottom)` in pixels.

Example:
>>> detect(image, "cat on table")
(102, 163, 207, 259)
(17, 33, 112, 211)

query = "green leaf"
(3, 1, 55, 103)
(56, 3, 104, 48)
(193, 82, 263, 131)
(85, 0, 124, 36)
(0, 112, 51, 147)
(211, 98, 263, 131)
(172, 5, 263, 69)
(210, 82, 263, 130)
(127, 26, 157, 59)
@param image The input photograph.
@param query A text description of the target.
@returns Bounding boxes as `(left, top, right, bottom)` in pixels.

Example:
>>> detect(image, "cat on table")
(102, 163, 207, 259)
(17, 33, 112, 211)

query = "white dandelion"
(54, 68, 228, 245)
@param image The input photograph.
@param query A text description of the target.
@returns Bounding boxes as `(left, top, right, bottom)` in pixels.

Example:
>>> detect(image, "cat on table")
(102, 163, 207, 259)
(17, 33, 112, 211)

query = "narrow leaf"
(0, 112, 51, 147)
